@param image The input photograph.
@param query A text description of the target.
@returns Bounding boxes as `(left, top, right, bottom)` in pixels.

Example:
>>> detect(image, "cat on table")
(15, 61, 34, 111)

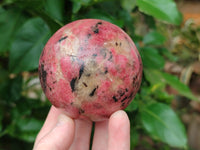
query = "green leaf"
(143, 31, 166, 45)
(141, 47, 165, 69)
(0, 76, 22, 102)
(150, 83, 174, 102)
(17, 118, 42, 132)
(137, 0, 182, 25)
(121, 0, 137, 13)
(16, 118, 43, 142)
(4, 0, 63, 32)
(140, 102, 187, 148)
(9, 17, 51, 73)
(85, 9, 124, 28)
(45, 0, 65, 22)
(9, 76, 23, 101)
(144, 69, 162, 85)
(130, 128, 139, 149)
(162, 72, 197, 101)
(125, 94, 139, 112)
(0, 8, 26, 52)
(0, 108, 3, 133)
(7, 117, 43, 142)
(0, 7, 4, 13)
(160, 48, 178, 62)
(0, 68, 9, 83)
(2, 0, 44, 9)
(71, 0, 91, 13)
(34, 9, 63, 33)
(144, 69, 197, 101)
(71, 0, 82, 13)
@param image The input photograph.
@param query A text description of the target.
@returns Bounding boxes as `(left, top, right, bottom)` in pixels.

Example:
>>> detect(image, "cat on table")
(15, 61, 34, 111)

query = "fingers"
(92, 110, 130, 150)
(34, 106, 66, 145)
(108, 110, 130, 150)
(33, 106, 93, 150)
(33, 114, 75, 150)
(34, 106, 130, 150)
(69, 118, 92, 150)
(92, 120, 109, 150)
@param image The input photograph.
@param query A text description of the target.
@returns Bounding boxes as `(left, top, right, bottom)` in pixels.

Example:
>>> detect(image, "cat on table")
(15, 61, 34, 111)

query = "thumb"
(33, 114, 75, 150)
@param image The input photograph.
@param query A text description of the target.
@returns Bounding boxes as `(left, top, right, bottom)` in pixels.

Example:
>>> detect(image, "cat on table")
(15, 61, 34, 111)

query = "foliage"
(0, 0, 197, 149)
(171, 20, 200, 65)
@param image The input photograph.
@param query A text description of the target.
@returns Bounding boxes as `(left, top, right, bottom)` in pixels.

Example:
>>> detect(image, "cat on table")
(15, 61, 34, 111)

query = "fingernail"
(57, 114, 71, 126)
(110, 110, 129, 121)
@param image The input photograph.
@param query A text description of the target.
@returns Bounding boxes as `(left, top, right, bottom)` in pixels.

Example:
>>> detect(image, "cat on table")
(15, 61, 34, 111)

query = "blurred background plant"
(0, 0, 199, 149)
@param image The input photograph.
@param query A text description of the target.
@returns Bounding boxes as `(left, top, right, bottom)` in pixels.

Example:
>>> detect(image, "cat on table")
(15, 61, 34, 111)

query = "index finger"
(34, 106, 66, 145)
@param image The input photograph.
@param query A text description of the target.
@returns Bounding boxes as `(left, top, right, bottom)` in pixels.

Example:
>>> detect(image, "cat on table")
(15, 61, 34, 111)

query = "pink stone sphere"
(38, 19, 142, 121)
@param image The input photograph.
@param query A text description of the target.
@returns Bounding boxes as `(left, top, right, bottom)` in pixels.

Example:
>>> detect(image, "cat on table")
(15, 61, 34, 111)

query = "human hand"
(33, 106, 130, 150)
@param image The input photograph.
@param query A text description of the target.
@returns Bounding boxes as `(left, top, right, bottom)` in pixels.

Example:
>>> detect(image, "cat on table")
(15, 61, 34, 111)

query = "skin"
(33, 106, 130, 150)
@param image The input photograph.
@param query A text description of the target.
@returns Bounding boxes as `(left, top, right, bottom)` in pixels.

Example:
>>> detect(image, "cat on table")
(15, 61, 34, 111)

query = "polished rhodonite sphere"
(38, 19, 142, 121)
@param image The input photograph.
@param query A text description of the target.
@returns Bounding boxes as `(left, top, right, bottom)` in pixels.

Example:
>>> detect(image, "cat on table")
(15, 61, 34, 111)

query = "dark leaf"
(7, 117, 43, 142)
(125, 94, 139, 112)
(9, 17, 51, 73)
(85, 9, 124, 28)
(0, 8, 27, 52)
(0, 76, 22, 102)
(71, 0, 91, 13)
(45, 0, 65, 22)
